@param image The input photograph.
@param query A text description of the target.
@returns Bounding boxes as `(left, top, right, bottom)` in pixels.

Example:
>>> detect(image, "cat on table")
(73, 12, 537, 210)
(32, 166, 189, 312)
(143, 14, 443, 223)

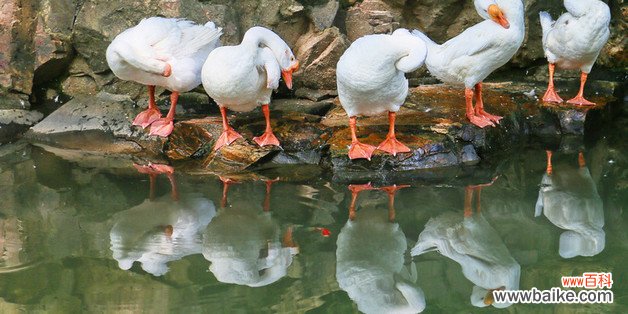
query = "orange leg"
(348, 116, 376, 160)
(214, 106, 243, 151)
(567, 72, 595, 106)
(149, 91, 178, 137)
(474, 83, 502, 124)
(465, 88, 493, 128)
(219, 176, 238, 208)
(464, 186, 473, 217)
(377, 112, 411, 156)
(253, 104, 281, 147)
(282, 226, 297, 248)
(542, 63, 564, 103)
(164, 225, 174, 237)
(133, 85, 162, 128)
(578, 151, 586, 168)
(475, 187, 482, 214)
(546, 150, 553, 176)
(380, 185, 410, 222)
(148, 173, 157, 201)
(262, 178, 279, 212)
(166, 172, 179, 202)
(348, 183, 375, 220)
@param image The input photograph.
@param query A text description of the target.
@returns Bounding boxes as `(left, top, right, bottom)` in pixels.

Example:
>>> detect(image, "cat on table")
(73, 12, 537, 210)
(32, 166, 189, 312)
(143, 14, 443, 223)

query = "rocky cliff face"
(0, 0, 625, 108)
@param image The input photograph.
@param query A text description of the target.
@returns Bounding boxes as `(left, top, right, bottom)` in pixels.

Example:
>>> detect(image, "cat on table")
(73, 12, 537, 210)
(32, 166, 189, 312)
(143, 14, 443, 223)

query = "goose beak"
(488, 4, 510, 29)
(281, 60, 300, 90)
(484, 286, 506, 306)
(281, 70, 293, 89)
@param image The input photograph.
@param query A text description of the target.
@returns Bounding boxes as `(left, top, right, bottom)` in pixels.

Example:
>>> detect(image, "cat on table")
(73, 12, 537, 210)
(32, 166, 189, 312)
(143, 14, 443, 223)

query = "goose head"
(242, 26, 299, 89)
(474, 0, 510, 29)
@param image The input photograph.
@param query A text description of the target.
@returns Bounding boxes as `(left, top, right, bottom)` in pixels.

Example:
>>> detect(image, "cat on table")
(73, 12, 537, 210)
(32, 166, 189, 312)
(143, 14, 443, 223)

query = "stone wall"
(0, 0, 625, 109)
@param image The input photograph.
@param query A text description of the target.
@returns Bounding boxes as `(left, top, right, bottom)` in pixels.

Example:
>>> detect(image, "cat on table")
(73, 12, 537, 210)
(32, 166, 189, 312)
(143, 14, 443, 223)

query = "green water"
(1, 121, 627, 313)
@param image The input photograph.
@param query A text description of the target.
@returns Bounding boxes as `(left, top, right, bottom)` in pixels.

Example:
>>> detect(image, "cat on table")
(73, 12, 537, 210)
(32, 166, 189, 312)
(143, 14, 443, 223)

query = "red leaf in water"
(320, 228, 331, 237)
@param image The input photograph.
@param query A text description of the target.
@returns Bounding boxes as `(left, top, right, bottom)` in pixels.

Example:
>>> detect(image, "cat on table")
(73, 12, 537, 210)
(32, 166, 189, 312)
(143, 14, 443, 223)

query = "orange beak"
(281, 70, 293, 90)
(488, 4, 509, 29)
(281, 60, 300, 90)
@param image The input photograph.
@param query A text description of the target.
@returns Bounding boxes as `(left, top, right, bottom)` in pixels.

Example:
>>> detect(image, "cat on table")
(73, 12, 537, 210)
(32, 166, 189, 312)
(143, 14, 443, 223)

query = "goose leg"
(377, 112, 411, 156)
(546, 150, 553, 176)
(219, 176, 238, 208)
(150, 91, 178, 137)
(348, 116, 376, 160)
(578, 151, 586, 168)
(380, 185, 410, 222)
(348, 183, 375, 221)
(542, 63, 564, 103)
(262, 178, 280, 212)
(474, 83, 502, 124)
(464, 186, 474, 217)
(133, 85, 162, 128)
(465, 88, 493, 128)
(214, 106, 243, 151)
(253, 104, 281, 147)
(567, 72, 595, 106)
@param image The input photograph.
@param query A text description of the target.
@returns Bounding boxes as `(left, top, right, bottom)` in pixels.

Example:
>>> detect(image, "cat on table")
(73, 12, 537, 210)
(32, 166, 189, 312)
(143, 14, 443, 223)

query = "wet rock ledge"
(23, 81, 620, 181)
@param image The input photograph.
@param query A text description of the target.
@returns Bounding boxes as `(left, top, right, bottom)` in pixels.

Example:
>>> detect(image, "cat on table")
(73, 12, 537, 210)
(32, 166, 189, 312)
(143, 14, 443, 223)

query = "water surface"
(0, 120, 626, 313)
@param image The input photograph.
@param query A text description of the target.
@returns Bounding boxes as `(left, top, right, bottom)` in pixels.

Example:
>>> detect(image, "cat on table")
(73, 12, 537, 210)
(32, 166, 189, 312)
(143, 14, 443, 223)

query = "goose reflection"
(110, 163, 216, 276)
(536, 151, 604, 258)
(202, 178, 298, 287)
(336, 184, 425, 314)
(412, 182, 520, 308)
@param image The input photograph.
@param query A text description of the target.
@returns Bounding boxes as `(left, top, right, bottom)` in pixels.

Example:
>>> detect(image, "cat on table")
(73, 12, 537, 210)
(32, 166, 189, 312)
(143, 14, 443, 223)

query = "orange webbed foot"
(478, 111, 503, 124)
(149, 118, 174, 137)
(348, 142, 377, 160)
(214, 127, 243, 151)
(467, 114, 495, 128)
(542, 88, 564, 103)
(566, 95, 595, 106)
(377, 137, 411, 156)
(253, 131, 281, 147)
(133, 109, 162, 129)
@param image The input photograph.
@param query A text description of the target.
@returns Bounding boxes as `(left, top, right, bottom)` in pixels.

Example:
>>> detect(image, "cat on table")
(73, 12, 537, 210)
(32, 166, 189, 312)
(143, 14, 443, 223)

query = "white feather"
(540, 0, 611, 73)
(106, 17, 223, 92)
(412, 0, 525, 88)
(336, 29, 427, 117)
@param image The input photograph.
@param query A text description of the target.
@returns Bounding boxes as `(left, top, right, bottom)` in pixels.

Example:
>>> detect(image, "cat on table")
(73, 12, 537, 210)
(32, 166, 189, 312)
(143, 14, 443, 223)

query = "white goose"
(412, 0, 525, 128)
(336, 29, 427, 160)
(106, 17, 222, 137)
(201, 26, 299, 151)
(535, 151, 605, 258)
(539, 0, 611, 105)
(201, 180, 298, 287)
(202, 207, 298, 287)
(336, 191, 425, 314)
(110, 194, 216, 276)
(412, 210, 520, 308)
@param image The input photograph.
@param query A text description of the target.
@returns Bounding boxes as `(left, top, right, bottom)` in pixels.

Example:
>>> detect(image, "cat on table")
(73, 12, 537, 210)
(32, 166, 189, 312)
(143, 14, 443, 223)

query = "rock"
(228, 0, 309, 47)
(345, 0, 402, 41)
(0, 109, 44, 143)
(167, 108, 330, 171)
(0, 0, 73, 107)
(308, 0, 340, 31)
(272, 98, 334, 116)
(295, 88, 338, 102)
(461, 144, 480, 165)
(166, 117, 279, 173)
(0, 94, 30, 111)
(294, 27, 350, 90)
(322, 82, 618, 181)
(558, 109, 586, 135)
(25, 92, 164, 155)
